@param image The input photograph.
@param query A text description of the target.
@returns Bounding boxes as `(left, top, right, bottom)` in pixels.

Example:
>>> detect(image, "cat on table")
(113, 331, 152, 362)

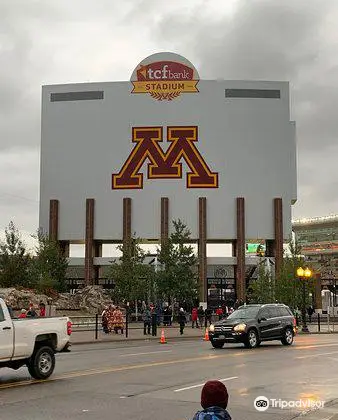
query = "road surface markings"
(174, 377, 238, 392)
(295, 343, 338, 350)
(296, 350, 338, 360)
(0, 353, 244, 390)
(120, 350, 172, 357)
(0, 342, 335, 390)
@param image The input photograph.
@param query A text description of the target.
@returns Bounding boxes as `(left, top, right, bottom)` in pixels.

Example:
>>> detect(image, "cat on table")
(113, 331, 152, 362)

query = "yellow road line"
(0, 341, 336, 390)
(0, 353, 243, 390)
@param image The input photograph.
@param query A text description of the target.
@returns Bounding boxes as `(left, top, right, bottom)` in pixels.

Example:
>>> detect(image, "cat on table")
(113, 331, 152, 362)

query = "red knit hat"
(201, 380, 229, 409)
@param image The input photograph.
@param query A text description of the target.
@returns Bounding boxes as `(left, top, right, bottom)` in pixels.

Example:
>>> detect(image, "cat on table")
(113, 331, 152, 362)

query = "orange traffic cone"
(159, 328, 167, 344)
(203, 328, 209, 341)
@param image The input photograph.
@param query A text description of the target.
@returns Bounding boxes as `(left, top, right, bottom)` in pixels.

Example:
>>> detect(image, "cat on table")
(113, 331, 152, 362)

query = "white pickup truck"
(0, 298, 71, 379)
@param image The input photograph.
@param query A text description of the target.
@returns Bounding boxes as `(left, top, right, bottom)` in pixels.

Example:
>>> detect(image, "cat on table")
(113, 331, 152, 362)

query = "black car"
(208, 304, 296, 349)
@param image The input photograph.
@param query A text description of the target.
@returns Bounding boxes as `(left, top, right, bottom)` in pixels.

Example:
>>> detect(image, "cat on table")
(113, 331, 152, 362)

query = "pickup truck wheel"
(27, 346, 55, 380)
(211, 340, 224, 349)
(244, 329, 259, 349)
(281, 327, 294, 346)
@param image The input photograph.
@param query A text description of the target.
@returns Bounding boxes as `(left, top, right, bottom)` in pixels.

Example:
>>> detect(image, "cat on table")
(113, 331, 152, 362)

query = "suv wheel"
(27, 346, 55, 380)
(245, 329, 259, 349)
(281, 327, 294, 346)
(211, 340, 224, 349)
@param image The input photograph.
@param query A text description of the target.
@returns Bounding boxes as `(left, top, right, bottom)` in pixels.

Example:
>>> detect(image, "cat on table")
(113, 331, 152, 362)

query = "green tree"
(248, 260, 275, 304)
(156, 219, 198, 303)
(248, 239, 315, 310)
(29, 230, 69, 293)
(108, 236, 154, 303)
(0, 221, 32, 288)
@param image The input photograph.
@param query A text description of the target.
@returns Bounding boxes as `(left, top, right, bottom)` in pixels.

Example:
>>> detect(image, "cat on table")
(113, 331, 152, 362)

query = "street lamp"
(297, 266, 312, 333)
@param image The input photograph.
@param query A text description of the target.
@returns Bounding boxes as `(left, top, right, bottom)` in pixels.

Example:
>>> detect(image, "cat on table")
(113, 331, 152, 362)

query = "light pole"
(297, 267, 312, 333)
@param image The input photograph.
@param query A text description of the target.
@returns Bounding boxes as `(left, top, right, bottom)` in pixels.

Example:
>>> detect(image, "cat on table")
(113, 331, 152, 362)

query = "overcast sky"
(1, 0, 338, 248)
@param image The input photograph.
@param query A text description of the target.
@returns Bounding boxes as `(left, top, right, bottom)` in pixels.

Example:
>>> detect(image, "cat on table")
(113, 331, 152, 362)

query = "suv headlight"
(233, 323, 246, 332)
(209, 324, 215, 332)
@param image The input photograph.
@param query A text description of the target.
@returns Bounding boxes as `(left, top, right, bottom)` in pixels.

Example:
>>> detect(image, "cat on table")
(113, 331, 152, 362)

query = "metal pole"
(126, 309, 128, 338)
(302, 280, 309, 332)
(95, 313, 98, 340)
(317, 312, 320, 332)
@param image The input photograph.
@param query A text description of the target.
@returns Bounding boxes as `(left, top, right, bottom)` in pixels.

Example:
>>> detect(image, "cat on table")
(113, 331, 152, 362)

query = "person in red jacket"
(18, 309, 27, 319)
(216, 306, 224, 321)
(192, 307, 199, 328)
(39, 302, 46, 317)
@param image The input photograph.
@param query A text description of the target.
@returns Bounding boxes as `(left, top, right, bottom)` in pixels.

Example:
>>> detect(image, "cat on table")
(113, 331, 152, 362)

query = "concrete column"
(84, 198, 95, 286)
(236, 197, 246, 301)
(123, 198, 132, 243)
(198, 197, 207, 302)
(59, 241, 70, 257)
(265, 240, 275, 257)
(94, 241, 103, 286)
(274, 198, 283, 278)
(49, 199, 59, 241)
(161, 197, 169, 247)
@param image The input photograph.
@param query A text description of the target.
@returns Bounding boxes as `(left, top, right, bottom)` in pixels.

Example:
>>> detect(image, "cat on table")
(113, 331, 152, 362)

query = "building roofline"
(293, 214, 338, 226)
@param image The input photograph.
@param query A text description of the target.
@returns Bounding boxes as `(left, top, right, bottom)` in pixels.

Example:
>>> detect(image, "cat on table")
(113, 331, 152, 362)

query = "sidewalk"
(70, 324, 206, 344)
(298, 322, 338, 334)
(70, 322, 338, 345)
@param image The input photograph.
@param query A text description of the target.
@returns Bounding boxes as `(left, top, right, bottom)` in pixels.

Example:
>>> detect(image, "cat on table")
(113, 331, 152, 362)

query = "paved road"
(0, 335, 338, 419)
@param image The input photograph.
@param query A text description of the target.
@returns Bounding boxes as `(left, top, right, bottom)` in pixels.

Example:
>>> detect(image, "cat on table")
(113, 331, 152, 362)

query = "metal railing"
(69, 313, 219, 340)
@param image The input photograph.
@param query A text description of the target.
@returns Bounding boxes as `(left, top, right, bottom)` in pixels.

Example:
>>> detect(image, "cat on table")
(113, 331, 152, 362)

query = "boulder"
(54, 286, 112, 313)
(0, 286, 112, 314)
(0, 288, 49, 309)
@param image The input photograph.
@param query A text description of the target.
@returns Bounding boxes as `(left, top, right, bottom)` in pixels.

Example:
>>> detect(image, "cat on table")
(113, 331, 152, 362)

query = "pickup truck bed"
(0, 298, 71, 379)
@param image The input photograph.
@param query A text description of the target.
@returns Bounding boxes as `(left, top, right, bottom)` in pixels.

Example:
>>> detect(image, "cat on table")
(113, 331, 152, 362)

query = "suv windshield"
(227, 306, 260, 320)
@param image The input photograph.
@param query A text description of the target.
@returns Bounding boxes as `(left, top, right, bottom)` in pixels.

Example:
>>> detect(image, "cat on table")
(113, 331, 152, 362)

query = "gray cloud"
(1, 0, 338, 239)
(151, 0, 338, 218)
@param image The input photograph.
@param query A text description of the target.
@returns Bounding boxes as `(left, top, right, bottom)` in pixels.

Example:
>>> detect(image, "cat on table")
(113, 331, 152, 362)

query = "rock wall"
(0, 286, 113, 314)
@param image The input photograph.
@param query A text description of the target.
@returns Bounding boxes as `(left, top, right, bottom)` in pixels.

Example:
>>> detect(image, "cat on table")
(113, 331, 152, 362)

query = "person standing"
(39, 302, 46, 317)
(27, 304, 37, 317)
(112, 306, 124, 334)
(18, 309, 27, 319)
(307, 305, 314, 323)
(205, 307, 212, 326)
(168, 305, 173, 326)
(191, 306, 199, 328)
(198, 306, 205, 327)
(142, 306, 151, 335)
(216, 306, 223, 321)
(101, 306, 109, 334)
(163, 305, 169, 326)
(178, 307, 186, 335)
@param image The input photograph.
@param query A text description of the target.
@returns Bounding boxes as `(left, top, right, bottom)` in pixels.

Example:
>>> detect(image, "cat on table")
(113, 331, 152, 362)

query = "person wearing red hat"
(192, 380, 231, 420)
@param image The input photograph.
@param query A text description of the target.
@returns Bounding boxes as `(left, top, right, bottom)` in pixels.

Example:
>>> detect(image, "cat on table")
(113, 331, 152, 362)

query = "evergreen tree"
(156, 219, 198, 304)
(108, 236, 154, 302)
(0, 221, 31, 288)
(249, 238, 315, 310)
(30, 230, 68, 293)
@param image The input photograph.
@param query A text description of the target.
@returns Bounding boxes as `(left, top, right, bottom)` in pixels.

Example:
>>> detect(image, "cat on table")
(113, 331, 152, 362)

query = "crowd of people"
(137, 301, 238, 336)
(98, 298, 248, 337)
(6, 301, 46, 319)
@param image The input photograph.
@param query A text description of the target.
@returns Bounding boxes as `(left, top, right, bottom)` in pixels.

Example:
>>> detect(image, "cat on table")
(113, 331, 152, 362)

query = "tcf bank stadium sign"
(130, 52, 199, 101)
(112, 53, 218, 190)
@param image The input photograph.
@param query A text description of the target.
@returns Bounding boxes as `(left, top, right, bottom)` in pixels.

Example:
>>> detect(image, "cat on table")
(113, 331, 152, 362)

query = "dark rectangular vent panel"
(225, 89, 280, 99)
(50, 91, 104, 102)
